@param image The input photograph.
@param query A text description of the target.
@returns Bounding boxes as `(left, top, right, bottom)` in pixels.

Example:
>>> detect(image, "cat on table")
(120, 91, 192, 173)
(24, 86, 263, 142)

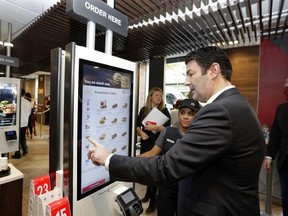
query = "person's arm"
(138, 145, 162, 157)
(263, 157, 272, 172)
(88, 103, 233, 185)
(137, 126, 149, 140)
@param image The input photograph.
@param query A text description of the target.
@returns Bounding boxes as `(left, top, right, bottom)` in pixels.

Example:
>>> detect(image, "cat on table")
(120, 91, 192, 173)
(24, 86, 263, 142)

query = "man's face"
(184, 60, 210, 103)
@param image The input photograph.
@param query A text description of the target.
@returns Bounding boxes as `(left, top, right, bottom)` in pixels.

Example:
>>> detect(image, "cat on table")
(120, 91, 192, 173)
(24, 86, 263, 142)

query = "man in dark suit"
(263, 78, 288, 216)
(88, 46, 265, 215)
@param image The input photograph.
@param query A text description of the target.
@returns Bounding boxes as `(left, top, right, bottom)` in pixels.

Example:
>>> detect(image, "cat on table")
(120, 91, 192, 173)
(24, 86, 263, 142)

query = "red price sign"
(33, 174, 51, 196)
(48, 197, 71, 216)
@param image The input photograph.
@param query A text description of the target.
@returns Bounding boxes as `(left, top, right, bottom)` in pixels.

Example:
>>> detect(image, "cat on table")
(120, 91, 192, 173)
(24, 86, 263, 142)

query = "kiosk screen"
(0, 82, 18, 126)
(78, 59, 133, 200)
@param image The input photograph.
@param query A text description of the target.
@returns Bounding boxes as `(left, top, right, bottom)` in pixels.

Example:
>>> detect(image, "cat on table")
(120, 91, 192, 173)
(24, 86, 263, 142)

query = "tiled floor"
(8, 124, 283, 216)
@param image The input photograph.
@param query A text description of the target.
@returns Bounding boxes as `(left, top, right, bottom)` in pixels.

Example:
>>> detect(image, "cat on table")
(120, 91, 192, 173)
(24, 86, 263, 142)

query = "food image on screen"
(78, 59, 133, 200)
(0, 84, 18, 126)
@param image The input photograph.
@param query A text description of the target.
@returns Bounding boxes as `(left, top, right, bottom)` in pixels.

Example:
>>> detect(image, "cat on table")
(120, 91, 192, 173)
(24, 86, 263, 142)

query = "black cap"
(179, 99, 200, 112)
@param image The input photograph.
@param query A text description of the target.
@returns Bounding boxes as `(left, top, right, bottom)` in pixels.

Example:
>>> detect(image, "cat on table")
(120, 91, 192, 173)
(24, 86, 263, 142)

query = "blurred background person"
(12, 89, 32, 159)
(170, 99, 182, 127)
(25, 92, 37, 139)
(263, 78, 288, 216)
(44, 95, 50, 125)
(139, 98, 200, 216)
(136, 87, 171, 214)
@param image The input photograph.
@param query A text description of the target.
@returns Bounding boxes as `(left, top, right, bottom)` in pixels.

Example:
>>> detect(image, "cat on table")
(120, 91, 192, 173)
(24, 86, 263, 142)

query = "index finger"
(86, 136, 99, 147)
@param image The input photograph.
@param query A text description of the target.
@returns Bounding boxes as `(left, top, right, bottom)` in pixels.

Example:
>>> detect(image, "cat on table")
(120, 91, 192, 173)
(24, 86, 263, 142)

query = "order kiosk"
(62, 43, 141, 216)
(0, 78, 20, 154)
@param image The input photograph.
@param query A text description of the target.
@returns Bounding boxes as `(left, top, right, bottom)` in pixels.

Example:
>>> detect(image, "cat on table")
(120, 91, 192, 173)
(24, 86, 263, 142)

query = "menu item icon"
(100, 100, 107, 109)
(99, 117, 106, 124)
(99, 134, 106, 140)
(111, 118, 117, 124)
(121, 75, 129, 89)
(111, 133, 117, 139)
(112, 72, 122, 82)
(111, 148, 117, 153)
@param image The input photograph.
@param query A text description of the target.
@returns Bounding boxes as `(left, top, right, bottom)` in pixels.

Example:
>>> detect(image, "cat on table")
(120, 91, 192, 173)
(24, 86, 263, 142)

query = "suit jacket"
(266, 102, 288, 170)
(109, 88, 265, 216)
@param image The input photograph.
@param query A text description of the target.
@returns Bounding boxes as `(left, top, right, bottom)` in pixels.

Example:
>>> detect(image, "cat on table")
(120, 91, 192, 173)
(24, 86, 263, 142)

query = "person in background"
(263, 78, 288, 216)
(87, 46, 265, 215)
(44, 95, 50, 125)
(139, 98, 200, 216)
(169, 99, 182, 127)
(25, 92, 37, 139)
(12, 89, 32, 159)
(136, 87, 171, 214)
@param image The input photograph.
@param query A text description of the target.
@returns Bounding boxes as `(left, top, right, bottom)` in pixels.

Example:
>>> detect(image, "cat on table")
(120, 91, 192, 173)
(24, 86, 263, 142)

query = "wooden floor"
(8, 124, 284, 216)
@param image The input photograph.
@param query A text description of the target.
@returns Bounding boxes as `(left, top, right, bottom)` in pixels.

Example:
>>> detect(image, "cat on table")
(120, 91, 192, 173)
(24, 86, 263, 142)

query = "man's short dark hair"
(185, 46, 233, 82)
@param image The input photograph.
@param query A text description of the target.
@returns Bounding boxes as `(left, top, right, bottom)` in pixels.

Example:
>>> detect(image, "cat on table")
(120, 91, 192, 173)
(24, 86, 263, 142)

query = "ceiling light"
(4, 42, 13, 47)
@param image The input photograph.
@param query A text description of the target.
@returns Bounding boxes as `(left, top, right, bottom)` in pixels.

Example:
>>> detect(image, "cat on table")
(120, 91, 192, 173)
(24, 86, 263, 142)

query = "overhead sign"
(0, 54, 19, 67)
(66, 0, 128, 37)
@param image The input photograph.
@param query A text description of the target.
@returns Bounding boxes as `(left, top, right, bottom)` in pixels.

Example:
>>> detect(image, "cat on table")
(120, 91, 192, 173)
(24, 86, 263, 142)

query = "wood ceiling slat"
(130, 24, 179, 56)
(253, 25, 258, 42)
(247, 26, 251, 42)
(258, 0, 264, 40)
(191, 12, 217, 44)
(239, 28, 246, 43)
(200, 9, 224, 44)
(268, 0, 274, 38)
(180, 15, 212, 46)
(280, 15, 288, 38)
(177, 16, 205, 47)
(246, 0, 255, 32)
(236, 1, 247, 33)
(208, 6, 230, 45)
(273, 0, 285, 39)
(217, 4, 234, 42)
(233, 29, 240, 42)
(114, 3, 139, 21)
(162, 20, 191, 51)
(158, 22, 186, 53)
(227, 0, 240, 36)
(143, 23, 181, 53)
(171, 18, 202, 48)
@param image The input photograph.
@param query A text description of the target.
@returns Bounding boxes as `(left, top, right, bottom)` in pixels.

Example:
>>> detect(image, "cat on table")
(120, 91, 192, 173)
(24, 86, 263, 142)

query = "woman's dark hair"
(185, 46, 233, 82)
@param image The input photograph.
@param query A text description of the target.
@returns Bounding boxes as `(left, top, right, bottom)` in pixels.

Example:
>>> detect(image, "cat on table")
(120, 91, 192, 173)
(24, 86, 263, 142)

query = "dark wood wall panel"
(226, 46, 260, 111)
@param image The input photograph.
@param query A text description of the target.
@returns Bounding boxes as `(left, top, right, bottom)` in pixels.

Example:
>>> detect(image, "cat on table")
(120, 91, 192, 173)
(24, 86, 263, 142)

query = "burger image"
(112, 72, 122, 82)
(121, 75, 129, 89)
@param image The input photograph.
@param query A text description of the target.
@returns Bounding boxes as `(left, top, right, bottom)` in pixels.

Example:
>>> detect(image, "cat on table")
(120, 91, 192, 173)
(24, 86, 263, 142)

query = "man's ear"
(209, 63, 220, 79)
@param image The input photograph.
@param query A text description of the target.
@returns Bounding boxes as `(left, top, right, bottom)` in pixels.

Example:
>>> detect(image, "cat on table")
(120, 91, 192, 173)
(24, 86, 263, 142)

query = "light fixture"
(4, 42, 13, 47)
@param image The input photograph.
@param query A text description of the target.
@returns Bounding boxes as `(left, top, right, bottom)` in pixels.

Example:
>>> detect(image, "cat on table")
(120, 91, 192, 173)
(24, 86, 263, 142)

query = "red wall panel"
(258, 38, 288, 127)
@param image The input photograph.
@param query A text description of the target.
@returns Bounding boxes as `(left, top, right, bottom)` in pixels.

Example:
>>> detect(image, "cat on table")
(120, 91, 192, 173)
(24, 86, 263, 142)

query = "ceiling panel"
(0, 0, 287, 77)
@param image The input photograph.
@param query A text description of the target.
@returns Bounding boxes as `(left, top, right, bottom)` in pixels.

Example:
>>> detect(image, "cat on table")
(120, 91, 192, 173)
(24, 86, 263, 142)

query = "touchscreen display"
(78, 59, 133, 200)
(0, 82, 18, 126)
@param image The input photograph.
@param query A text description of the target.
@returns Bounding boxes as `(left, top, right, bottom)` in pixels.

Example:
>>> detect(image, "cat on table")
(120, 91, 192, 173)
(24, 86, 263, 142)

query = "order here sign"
(66, 0, 128, 37)
(0, 54, 19, 67)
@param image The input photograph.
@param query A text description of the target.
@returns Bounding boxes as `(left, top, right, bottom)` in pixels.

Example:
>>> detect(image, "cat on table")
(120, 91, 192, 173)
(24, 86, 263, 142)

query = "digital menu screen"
(0, 82, 18, 126)
(77, 59, 133, 200)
